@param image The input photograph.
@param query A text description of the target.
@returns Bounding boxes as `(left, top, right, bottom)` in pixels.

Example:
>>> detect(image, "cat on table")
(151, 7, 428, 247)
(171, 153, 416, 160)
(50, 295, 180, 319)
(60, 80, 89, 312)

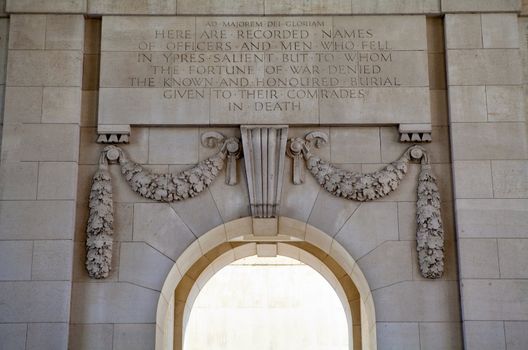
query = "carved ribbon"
(288, 132, 444, 279)
(86, 133, 241, 279)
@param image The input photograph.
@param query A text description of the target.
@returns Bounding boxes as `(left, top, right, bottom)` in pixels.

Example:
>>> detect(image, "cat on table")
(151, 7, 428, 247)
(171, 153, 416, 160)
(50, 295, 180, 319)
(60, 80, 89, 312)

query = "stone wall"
(0, 1, 526, 350)
(446, 10, 528, 350)
(0, 11, 85, 349)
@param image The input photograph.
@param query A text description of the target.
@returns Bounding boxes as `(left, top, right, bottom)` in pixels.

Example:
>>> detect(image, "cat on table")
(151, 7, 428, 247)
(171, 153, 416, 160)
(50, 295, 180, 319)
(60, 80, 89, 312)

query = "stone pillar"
(445, 5, 528, 349)
(0, 14, 84, 349)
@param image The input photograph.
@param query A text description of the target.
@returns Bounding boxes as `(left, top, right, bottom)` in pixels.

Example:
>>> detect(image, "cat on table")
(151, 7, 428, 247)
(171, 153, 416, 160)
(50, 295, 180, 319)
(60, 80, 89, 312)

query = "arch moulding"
(155, 216, 378, 350)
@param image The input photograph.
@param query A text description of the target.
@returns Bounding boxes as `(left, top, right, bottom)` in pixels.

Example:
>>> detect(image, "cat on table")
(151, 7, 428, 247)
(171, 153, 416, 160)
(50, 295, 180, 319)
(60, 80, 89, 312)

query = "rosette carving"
(86, 133, 241, 279)
(287, 132, 445, 279)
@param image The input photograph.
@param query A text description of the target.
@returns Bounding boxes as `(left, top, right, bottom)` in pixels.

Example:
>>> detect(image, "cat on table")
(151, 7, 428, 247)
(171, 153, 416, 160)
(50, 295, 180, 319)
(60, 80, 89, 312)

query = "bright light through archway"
(183, 255, 349, 350)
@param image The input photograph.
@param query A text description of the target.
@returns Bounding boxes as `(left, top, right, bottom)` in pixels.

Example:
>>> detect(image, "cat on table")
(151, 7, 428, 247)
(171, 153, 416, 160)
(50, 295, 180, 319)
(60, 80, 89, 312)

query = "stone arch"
(155, 216, 377, 350)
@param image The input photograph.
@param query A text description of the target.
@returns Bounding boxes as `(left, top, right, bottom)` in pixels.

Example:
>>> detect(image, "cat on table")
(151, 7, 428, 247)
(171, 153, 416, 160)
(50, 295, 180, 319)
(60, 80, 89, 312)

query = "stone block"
(505, 321, 528, 350)
(113, 324, 155, 350)
(492, 160, 528, 198)
(197, 224, 226, 253)
(356, 241, 412, 290)
(7, 0, 86, 12)
(448, 86, 487, 122)
(462, 280, 528, 320)
(148, 128, 199, 164)
(451, 123, 528, 160)
(464, 321, 506, 350)
(377, 323, 419, 350)
(32, 240, 73, 281)
(4, 86, 43, 124)
(0, 200, 75, 240)
(178, 0, 263, 14)
(0, 324, 27, 350)
(307, 190, 360, 237)
(458, 238, 500, 278)
(334, 202, 398, 259)
(419, 322, 463, 350)
(37, 162, 78, 200)
(45, 15, 84, 50)
(98, 90, 208, 126)
(442, 0, 521, 12)
(166, 186, 221, 235)
(453, 161, 493, 198)
(69, 324, 113, 350)
(70, 282, 159, 323)
(280, 157, 321, 222)
(373, 281, 460, 321)
(252, 218, 278, 236)
(350, 0, 440, 13)
(304, 225, 332, 253)
(0, 162, 38, 200)
(0, 241, 32, 280)
(209, 162, 251, 222)
(42, 87, 82, 123)
(2, 124, 79, 162)
(498, 239, 528, 278)
(0, 281, 70, 322)
(256, 243, 277, 257)
(445, 14, 482, 49)
(320, 87, 431, 125)
(330, 127, 381, 163)
(397, 201, 416, 241)
(8, 15, 46, 50)
(266, 0, 350, 14)
(486, 85, 524, 122)
(26, 323, 68, 350)
(7, 50, 83, 87)
(456, 199, 528, 238)
(482, 14, 519, 49)
(89, 0, 175, 14)
(447, 49, 521, 86)
(133, 203, 196, 260)
(119, 242, 174, 291)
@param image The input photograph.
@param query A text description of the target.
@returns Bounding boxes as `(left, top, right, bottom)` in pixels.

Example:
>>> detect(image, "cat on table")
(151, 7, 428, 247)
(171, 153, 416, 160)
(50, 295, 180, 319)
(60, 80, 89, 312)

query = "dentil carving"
(287, 132, 445, 279)
(85, 133, 241, 279)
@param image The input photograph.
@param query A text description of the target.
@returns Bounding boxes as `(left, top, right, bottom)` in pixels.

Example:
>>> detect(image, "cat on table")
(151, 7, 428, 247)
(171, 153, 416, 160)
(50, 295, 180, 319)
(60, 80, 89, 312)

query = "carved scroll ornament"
(85, 133, 241, 279)
(288, 132, 445, 279)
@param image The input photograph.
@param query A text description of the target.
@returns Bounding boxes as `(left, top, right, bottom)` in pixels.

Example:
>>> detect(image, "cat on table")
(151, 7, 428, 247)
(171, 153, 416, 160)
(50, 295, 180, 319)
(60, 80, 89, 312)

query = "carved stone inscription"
(99, 16, 431, 126)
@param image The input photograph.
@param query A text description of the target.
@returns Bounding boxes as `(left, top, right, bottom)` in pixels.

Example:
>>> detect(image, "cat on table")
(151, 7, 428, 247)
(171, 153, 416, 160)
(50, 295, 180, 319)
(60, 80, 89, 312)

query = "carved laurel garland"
(288, 132, 445, 279)
(85, 133, 241, 279)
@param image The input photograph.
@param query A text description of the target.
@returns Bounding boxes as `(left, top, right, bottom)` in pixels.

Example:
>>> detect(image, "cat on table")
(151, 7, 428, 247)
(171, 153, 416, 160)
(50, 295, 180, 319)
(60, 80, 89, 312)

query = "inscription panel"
(99, 16, 431, 126)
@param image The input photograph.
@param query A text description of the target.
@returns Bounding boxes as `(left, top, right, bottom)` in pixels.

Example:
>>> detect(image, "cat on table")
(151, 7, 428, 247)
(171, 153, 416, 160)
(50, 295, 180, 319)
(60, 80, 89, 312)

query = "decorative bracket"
(97, 125, 131, 144)
(399, 124, 432, 143)
(241, 126, 288, 218)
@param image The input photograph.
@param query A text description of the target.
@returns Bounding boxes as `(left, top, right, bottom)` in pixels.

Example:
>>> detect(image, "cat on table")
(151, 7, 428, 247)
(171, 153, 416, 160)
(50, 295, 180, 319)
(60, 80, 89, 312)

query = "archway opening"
(183, 255, 349, 350)
(155, 218, 377, 350)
